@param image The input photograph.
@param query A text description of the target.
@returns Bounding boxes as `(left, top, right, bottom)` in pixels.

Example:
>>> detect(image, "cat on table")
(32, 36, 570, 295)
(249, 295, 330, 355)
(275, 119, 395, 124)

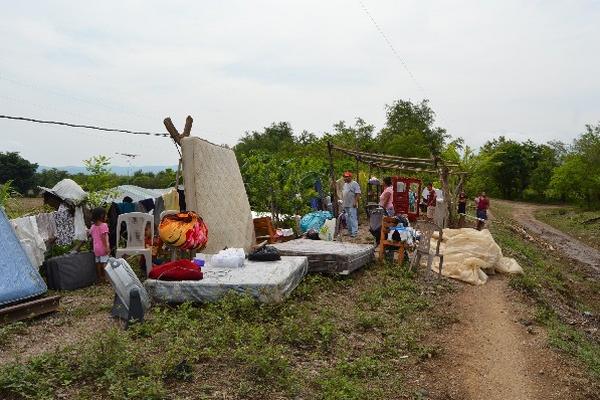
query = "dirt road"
(420, 200, 598, 399)
(495, 200, 600, 271)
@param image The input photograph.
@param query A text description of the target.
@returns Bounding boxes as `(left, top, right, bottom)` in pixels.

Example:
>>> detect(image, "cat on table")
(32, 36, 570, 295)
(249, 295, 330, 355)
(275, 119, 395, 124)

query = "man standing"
(476, 191, 490, 230)
(426, 182, 437, 221)
(342, 171, 361, 237)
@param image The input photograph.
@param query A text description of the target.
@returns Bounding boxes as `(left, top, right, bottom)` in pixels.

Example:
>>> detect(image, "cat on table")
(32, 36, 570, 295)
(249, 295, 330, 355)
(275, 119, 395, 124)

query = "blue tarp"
(0, 208, 47, 306)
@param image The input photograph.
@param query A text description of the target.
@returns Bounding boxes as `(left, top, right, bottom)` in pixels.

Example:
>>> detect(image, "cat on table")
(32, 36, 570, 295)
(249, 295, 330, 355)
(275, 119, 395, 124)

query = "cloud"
(0, 0, 599, 166)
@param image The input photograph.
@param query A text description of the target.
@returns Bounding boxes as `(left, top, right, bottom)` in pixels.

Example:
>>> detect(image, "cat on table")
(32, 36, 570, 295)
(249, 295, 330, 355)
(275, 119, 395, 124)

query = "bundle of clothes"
(158, 211, 208, 250)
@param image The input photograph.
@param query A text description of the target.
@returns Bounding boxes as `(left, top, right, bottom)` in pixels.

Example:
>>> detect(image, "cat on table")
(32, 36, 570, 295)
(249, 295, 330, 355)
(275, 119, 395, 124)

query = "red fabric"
(427, 189, 437, 206)
(477, 197, 489, 210)
(149, 259, 203, 281)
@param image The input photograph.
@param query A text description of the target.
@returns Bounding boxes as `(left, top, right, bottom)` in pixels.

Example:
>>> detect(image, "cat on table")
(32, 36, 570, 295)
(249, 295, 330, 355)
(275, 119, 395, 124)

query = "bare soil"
(495, 200, 600, 273)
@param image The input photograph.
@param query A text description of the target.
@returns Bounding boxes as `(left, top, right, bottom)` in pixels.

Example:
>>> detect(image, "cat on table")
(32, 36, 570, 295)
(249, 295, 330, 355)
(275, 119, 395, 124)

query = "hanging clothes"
(162, 189, 180, 212)
(107, 202, 120, 252)
(35, 212, 57, 242)
(54, 203, 75, 246)
(73, 206, 87, 241)
(177, 189, 186, 212)
(117, 202, 136, 214)
(140, 198, 155, 213)
(11, 216, 46, 266)
(154, 196, 165, 234)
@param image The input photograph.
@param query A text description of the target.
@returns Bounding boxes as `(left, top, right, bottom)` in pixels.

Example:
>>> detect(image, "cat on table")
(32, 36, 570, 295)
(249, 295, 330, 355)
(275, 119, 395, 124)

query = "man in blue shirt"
(342, 171, 361, 237)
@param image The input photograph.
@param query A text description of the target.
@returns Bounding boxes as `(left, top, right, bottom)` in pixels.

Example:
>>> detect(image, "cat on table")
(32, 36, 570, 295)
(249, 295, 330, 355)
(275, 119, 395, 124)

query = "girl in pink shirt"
(89, 207, 110, 282)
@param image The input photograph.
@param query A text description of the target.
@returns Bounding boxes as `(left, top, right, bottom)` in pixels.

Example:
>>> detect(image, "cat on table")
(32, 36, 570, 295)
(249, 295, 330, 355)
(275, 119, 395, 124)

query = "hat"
(343, 171, 352, 177)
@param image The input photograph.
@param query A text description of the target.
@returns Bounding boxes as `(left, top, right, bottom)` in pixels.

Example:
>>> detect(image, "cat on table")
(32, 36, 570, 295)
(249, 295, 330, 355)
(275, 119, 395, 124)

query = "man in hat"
(342, 171, 361, 237)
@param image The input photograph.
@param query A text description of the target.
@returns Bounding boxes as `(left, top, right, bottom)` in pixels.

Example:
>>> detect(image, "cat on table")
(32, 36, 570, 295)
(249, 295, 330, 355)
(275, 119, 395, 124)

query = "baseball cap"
(343, 171, 352, 177)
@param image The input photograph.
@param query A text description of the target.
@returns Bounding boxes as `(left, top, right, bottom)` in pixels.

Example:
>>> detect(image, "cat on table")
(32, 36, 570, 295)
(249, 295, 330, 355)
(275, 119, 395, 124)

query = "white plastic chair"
(115, 212, 153, 276)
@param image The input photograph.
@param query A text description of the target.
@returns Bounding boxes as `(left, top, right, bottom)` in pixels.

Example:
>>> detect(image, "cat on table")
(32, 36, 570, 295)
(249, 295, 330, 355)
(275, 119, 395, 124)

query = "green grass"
(0, 261, 450, 400)
(535, 207, 600, 251)
(490, 204, 600, 378)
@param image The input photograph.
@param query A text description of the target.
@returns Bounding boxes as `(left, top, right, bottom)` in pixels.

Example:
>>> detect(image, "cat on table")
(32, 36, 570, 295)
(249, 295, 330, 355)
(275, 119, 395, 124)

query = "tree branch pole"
(327, 141, 339, 217)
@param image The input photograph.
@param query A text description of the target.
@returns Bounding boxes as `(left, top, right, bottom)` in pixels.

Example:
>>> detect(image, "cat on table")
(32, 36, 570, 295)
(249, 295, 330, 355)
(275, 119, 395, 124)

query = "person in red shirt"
(476, 191, 490, 230)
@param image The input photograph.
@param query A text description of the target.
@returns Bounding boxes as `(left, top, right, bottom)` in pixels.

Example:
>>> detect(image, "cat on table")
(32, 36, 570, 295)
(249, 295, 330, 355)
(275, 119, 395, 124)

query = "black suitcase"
(45, 251, 97, 290)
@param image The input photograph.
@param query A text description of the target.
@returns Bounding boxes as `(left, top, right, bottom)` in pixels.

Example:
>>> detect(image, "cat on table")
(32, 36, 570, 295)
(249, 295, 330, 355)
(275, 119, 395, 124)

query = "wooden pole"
(327, 141, 338, 217)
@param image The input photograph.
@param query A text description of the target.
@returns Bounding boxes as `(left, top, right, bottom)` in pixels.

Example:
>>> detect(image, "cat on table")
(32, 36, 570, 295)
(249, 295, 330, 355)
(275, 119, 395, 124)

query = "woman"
(379, 177, 395, 216)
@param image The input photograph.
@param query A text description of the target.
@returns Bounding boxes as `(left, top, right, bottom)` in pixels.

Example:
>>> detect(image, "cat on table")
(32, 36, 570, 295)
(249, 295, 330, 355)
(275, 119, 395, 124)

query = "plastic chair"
(410, 220, 444, 277)
(115, 212, 153, 276)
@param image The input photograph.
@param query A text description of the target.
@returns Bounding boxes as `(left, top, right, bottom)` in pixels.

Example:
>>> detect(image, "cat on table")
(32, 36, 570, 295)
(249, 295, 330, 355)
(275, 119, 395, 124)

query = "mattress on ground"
(144, 256, 308, 303)
(0, 209, 47, 306)
(45, 251, 97, 291)
(272, 239, 375, 274)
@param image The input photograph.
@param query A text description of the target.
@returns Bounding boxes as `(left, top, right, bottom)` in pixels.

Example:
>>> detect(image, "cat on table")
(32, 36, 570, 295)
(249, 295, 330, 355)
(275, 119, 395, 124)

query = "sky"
(1, 0, 599, 167)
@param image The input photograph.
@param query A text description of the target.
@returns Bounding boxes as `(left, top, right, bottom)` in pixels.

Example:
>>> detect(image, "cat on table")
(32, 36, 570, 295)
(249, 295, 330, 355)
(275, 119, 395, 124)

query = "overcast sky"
(1, 0, 599, 167)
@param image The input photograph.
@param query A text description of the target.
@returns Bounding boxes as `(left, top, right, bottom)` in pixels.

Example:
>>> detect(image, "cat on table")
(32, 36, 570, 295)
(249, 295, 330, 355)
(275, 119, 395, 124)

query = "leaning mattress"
(0, 209, 47, 306)
(144, 256, 308, 303)
(272, 239, 375, 274)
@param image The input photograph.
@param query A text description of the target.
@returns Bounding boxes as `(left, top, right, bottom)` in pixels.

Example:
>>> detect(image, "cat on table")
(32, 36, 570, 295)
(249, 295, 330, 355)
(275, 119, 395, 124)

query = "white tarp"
(428, 228, 523, 285)
(144, 256, 308, 303)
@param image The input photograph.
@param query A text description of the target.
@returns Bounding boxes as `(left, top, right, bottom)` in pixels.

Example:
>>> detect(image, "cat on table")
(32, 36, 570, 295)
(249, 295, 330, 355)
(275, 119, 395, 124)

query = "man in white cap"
(342, 171, 361, 237)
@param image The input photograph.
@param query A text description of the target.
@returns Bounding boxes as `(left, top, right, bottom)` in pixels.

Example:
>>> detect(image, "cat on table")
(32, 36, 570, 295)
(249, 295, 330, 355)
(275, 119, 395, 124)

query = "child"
(89, 207, 110, 283)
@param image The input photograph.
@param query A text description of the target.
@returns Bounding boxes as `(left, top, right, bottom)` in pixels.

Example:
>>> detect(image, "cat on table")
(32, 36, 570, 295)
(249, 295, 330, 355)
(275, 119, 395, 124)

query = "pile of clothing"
(149, 259, 203, 281)
(159, 211, 208, 250)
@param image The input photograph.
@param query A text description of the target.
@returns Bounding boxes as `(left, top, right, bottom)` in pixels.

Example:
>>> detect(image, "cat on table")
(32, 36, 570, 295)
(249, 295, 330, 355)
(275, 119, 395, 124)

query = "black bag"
(248, 246, 281, 261)
(44, 251, 97, 290)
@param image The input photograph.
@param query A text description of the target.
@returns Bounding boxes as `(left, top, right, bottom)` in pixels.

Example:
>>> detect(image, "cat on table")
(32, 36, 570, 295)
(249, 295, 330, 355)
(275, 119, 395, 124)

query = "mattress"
(0, 209, 47, 306)
(272, 239, 375, 274)
(144, 256, 308, 303)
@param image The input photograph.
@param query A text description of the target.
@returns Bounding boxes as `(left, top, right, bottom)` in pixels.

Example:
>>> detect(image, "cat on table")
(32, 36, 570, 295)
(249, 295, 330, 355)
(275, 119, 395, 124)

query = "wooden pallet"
(0, 295, 61, 325)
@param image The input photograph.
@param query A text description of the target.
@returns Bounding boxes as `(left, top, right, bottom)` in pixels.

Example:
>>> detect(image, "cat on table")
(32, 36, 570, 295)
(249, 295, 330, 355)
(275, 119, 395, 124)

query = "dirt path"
(431, 277, 589, 400)
(495, 200, 600, 271)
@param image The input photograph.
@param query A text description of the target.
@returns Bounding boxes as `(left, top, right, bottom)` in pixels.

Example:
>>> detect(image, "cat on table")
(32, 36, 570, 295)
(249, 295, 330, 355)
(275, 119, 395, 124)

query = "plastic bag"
(318, 218, 336, 241)
(300, 211, 333, 233)
(211, 248, 245, 269)
(248, 246, 281, 261)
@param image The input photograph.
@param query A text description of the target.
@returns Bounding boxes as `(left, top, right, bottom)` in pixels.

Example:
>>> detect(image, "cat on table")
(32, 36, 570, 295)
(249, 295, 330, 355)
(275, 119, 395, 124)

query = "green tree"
(82, 155, 119, 206)
(0, 152, 38, 194)
(35, 168, 70, 190)
(376, 99, 449, 158)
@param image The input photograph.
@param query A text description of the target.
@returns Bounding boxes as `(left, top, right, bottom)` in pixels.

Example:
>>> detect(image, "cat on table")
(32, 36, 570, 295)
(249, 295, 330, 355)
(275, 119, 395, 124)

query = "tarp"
(181, 137, 254, 253)
(105, 185, 172, 203)
(144, 256, 308, 303)
(428, 228, 523, 285)
(38, 179, 87, 206)
(0, 208, 47, 306)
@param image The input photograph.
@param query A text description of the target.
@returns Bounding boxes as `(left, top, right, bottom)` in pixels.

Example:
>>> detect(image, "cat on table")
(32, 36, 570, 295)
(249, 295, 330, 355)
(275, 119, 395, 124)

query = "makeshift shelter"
(105, 185, 172, 203)
(39, 178, 87, 206)
(0, 208, 48, 306)
(326, 143, 466, 227)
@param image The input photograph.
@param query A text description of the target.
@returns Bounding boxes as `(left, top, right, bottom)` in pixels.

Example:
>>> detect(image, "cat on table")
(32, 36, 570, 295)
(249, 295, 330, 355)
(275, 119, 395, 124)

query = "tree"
(36, 168, 70, 190)
(0, 152, 38, 194)
(82, 155, 119, 206)
(234, 122, 296, 158)
(376, 99, 449, 158)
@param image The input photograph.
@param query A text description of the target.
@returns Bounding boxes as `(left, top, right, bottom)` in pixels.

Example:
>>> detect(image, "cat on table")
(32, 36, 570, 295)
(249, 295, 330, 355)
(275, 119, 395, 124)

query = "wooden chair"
(410, 220, 444, 277)
(253, 216, 279, 244)
(378, 216, 405, 264)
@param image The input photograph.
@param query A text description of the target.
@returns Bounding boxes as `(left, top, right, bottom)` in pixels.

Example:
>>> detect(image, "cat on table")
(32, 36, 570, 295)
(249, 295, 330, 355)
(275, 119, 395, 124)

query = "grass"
(534, 207, 600, 251)
(490, 203, 600, 378)
(0, 261, 452, 400)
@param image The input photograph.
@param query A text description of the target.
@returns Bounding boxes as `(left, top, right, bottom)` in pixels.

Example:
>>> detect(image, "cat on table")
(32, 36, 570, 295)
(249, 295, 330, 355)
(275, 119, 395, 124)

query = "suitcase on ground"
(45, 251, 97, 290)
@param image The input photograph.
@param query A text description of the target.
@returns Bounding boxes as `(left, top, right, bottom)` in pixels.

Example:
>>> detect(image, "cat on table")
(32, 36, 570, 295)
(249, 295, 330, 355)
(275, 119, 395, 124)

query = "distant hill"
(38, 165, 178, 175)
